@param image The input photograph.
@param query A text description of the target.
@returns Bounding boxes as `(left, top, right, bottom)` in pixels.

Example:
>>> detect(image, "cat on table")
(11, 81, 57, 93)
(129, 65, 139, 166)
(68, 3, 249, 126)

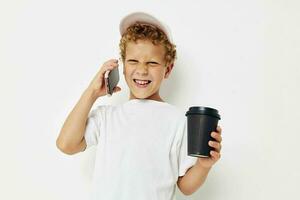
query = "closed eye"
(127, 59, 138, 63)
(126, 59, 160, 65)
(147, 61, 159, 65)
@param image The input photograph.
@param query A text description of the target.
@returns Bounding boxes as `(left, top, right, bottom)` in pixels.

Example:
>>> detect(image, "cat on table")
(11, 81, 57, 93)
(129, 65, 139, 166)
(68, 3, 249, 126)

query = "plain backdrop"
(1, 0, 299, 199)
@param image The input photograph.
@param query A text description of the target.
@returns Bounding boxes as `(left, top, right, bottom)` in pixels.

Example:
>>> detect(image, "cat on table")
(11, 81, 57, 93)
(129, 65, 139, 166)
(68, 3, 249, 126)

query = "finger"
(109, 61, 119, 66)
(105, 59, 118, 64)
(113, 86, 122, 93)
(211, 132, 222, 142)
(104, 65, 118, 73)
(216, 126, 222, 134)
(100, 64, 118, 75)
(209, 141, 222, 152)
(210, 151, 221, 160)
(105, 62, 118, 70)
(101, 60, 118, 69)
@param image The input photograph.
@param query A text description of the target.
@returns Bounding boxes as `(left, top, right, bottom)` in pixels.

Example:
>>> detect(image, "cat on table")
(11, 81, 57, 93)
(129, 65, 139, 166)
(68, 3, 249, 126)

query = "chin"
(130, 90, 154, 99)
(133, 93, 150, 99)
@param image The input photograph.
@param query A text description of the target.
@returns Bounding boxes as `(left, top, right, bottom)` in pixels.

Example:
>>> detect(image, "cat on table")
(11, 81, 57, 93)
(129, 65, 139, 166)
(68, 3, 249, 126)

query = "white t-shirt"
(84, 99, 197, 200)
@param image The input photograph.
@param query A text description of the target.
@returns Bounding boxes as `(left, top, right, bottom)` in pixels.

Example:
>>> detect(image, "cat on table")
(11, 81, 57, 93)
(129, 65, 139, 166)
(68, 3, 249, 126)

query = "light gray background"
(1, 0, 299, 199)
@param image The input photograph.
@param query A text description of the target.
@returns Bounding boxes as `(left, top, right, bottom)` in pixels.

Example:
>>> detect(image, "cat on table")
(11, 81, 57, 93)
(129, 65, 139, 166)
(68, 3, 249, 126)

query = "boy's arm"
(56, 88, 97, 155)
(177, 127, 222, 195)
(177, 161, 211, 196)
(56, 59, 121, 155)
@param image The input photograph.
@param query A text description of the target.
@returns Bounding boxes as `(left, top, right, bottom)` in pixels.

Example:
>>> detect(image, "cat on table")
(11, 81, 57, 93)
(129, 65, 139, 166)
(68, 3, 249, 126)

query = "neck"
(129, 92, 164, 102)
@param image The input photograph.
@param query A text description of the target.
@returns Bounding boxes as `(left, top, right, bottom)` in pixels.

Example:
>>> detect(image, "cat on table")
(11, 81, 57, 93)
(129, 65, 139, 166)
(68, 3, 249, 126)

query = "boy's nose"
(136, 65, 148, 74)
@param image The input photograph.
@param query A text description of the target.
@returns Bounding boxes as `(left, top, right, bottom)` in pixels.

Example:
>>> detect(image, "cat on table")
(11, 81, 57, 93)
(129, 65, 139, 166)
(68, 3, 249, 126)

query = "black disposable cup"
(185, 106, 221, 157)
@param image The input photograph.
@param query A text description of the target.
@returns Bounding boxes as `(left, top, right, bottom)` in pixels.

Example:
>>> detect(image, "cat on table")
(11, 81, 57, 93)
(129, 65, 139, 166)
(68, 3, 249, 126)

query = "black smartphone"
(104, 67, 119, 96)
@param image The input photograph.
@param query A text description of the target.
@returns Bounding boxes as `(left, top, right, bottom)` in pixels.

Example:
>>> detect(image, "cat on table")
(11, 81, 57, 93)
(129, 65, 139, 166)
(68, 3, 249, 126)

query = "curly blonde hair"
(119, 22, 177, 67)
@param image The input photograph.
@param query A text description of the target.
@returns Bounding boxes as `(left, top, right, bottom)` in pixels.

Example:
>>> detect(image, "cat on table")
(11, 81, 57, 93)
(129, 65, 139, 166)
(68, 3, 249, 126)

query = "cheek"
(123, 66, 134, 81)
(123, 66, 129, 75)
(153, 70, 165, 81)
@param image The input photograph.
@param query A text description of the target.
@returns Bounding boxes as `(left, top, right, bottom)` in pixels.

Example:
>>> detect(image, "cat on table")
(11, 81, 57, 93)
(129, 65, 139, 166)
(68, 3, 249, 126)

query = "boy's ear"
(164, 63, 174, 79)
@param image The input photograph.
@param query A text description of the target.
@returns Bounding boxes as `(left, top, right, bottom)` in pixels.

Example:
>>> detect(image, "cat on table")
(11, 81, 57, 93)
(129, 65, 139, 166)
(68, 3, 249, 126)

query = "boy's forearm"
(178, 160, 211, 195)
(56, 88, 98, 149)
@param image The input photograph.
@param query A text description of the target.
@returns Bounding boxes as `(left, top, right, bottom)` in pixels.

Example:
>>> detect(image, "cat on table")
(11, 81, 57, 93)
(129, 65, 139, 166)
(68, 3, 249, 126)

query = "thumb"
(113, 86, 122, 93)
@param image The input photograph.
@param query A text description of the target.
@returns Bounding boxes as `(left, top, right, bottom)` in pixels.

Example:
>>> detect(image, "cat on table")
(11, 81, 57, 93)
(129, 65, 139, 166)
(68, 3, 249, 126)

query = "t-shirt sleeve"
(177, 116, 198, 177)
(83, 105, 106, 149)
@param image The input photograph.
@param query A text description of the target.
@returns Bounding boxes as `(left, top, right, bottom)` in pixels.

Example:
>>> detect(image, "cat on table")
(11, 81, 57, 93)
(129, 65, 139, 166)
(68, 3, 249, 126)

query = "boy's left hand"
(196, 126, 222, 169)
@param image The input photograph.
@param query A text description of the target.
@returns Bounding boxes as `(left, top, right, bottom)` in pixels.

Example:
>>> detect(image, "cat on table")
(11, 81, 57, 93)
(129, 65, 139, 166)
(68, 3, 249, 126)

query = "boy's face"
(123, 39, 173, 101)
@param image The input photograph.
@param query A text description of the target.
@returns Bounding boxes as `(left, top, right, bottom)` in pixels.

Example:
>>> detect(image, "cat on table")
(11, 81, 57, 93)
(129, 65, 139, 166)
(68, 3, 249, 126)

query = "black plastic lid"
(185, 106, 221, 119)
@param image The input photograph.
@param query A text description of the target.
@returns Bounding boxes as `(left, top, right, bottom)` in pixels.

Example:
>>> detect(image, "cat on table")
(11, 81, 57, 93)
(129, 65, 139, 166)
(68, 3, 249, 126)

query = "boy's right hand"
(87, 58, 121, 99)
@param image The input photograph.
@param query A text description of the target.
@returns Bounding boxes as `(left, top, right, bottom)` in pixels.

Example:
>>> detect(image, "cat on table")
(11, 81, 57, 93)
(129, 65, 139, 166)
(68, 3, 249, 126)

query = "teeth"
(134, 79, 151, 85)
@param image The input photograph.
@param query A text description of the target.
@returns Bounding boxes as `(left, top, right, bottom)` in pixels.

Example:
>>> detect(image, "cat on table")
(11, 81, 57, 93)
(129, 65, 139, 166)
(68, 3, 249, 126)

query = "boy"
(56, 12, 222, 200)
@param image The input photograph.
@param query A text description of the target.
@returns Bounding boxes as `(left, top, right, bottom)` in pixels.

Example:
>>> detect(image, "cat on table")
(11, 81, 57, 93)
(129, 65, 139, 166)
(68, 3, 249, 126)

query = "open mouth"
(133, 79, 152, 87)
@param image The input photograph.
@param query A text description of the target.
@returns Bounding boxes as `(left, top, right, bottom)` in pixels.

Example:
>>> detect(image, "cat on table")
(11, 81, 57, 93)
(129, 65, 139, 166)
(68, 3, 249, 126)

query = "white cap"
(119, 11, 174, 43)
